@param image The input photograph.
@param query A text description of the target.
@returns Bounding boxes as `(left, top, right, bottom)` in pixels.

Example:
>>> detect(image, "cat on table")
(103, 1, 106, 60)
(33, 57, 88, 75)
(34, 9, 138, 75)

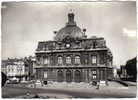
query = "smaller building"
(6, 58, 27, 81)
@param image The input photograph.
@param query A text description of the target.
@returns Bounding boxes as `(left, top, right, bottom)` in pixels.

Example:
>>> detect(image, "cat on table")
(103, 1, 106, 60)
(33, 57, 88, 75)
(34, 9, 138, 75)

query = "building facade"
(35, 12, 113, 84)
(6, 58, 28, 81)
(1, 60, 8, 75)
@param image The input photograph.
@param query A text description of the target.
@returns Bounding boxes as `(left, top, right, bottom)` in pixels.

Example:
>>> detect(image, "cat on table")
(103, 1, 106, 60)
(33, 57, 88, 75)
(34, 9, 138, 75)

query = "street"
(2, 82, 137, 98)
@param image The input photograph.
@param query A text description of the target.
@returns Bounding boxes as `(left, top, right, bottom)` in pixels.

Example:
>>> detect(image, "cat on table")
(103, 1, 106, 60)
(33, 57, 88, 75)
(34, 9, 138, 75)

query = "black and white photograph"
(1, 0, 137, 98)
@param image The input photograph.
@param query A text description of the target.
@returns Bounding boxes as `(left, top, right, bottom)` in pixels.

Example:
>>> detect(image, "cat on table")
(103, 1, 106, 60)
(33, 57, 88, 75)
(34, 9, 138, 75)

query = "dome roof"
(54, 12, 85, 41)
(55, 25, 84, 41)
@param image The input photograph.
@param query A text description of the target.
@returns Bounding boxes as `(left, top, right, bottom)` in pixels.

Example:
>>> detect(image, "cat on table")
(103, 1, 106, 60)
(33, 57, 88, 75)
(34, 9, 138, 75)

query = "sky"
(1, 1, 137, 67)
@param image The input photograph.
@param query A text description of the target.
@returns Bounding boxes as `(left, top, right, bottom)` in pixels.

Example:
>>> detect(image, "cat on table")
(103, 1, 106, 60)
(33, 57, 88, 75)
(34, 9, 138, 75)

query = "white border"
(0, 0, 137, 100)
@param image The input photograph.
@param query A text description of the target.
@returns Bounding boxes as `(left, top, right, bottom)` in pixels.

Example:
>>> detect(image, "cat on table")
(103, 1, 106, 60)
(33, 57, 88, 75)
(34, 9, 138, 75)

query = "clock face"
(66, 43, 71, 48)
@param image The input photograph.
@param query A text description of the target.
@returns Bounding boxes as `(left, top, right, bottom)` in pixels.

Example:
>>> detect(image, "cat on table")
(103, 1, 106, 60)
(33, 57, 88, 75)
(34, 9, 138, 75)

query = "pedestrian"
(96, 81, 100, 90)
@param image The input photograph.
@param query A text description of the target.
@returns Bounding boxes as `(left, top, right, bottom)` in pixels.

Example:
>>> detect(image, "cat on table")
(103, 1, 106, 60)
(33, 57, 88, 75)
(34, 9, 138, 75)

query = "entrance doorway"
(66, 70, 72, 82)
(57, 70, 64, 82)
(74, 70, 81, 83)
(100, 70, 105, 80)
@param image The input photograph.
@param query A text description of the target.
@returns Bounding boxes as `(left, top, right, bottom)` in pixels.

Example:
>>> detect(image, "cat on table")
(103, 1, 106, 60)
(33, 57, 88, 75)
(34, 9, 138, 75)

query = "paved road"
(2, 84, 137, 98)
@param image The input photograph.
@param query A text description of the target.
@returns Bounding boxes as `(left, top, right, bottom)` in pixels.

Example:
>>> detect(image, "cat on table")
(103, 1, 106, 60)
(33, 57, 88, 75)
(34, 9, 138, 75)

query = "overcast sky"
(1, 1, 136, 67)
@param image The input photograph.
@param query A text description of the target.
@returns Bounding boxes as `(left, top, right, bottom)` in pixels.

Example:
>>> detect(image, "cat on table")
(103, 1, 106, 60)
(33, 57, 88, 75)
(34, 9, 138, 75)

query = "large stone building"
(35, 12, 113, 84)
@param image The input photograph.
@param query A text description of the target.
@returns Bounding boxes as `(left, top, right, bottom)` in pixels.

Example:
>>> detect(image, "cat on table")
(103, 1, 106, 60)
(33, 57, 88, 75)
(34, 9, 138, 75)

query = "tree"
(117, 69, 121, 78)
(125, 57, 137, 81)
(2, 72, 7, 87)
(24, 56, 34, 80)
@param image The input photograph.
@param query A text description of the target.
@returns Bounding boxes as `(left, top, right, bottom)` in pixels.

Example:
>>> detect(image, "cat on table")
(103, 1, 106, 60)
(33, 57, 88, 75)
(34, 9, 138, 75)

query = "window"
(92, 55, 97, 64)
(8, 68, 10, 72)
(66, 70, 72, 82)
(100, 70, 105, 80)
(92, 70, 97, 74)
(57, 70, 64, 82)
(66, 56, 71, 64)
(40, 57, 44, 64)
(92, 75, 96, 79)
(84, 54, 88, 64)
(75, 56, 80, 64)
(44, 57, 49, 64)
(17, 68, 19, 72)
(11, 68, 14, 72)
(37, 58, 41, 64)
(44, 72, 47, 78)
(58, 56, 63, 64)
(100, 53, 104, 64)
(91, 70, 97, 79)
(74, 70, 81, 82)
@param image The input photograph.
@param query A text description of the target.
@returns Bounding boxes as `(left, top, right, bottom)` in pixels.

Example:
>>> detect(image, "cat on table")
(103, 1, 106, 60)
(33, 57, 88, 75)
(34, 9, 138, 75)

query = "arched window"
(66, 56, 71, 64)
(44, 57, 49, 64)
(92, 55, 97, 64)
(75, 56, 80, 64)
(74, 70, 81, 82)
(44, 71, 47, 78)
(57, 70, 64, 82)
(40, 57, 44, 64)
(58, 56, 63, 64)
(66, 70, 72, 82)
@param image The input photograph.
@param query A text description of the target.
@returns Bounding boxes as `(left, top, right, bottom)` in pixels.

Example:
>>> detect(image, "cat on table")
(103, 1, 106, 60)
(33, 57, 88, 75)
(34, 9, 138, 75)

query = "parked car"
(6, 79, 19, 84)
(35, 80, 42, 86)
(6, 77, 20, 84)
(20, 80, 28, 83)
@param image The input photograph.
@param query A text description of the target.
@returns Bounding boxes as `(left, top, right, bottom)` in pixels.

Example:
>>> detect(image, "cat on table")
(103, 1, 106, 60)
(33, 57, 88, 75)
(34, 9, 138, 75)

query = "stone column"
(72, 69, 75, 82)
(88, 69, 90, 83)
(64, 69, 66, 82)
(105, 68, 108, 86)
(85, 69, 88, 83)
(81, 69, 84, 82)
(97, 68, 100, 82)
